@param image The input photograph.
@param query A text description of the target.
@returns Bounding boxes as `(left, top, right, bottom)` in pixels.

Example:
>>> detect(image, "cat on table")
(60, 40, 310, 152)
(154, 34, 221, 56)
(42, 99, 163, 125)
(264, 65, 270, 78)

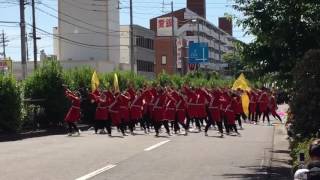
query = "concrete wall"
(12, 61, 42, 80)
(59, 60, 117, 73)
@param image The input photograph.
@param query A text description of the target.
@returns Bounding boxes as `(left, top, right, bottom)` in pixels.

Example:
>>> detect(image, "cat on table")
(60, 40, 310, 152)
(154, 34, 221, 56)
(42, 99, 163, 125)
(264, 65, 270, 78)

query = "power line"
(26, 23, 127, 49)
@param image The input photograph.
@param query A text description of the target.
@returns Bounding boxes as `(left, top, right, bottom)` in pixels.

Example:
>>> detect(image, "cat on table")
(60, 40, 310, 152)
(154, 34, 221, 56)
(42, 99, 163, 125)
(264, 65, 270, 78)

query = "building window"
(135, 36, 154, 50)
(137, 60, 154, 72)
(161, 56, 167, 65)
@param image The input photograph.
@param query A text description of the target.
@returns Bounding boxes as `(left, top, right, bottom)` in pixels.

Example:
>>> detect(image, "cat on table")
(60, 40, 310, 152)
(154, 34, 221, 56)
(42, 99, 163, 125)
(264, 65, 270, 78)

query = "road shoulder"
(269, 123, 292, 179)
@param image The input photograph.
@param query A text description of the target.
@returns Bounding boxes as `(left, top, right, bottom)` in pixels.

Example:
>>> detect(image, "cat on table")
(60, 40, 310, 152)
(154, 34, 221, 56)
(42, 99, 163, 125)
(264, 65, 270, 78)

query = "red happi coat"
(208, 95, 221, 123)
(234, 95, 243, 115)
(142, 89, 154, 117)
(130, 94, 144, 121)
(118, 93, 131, 123)
(186, 89, 198, 118)
(195, 91, 207, 118)
(164, 94, 176, 121)
(64, 90, 81, 123)
(220, 92, 230, 117)
(153, 92, 167, 122)
(258, 92, 269, 113)
(176, 95, 187, 124)
(225, 98, 237, 125)
(249, 91, 257, 113)
(103, 90, 115, 103)
(109, 97, 121, 126)
(95, 95, 109, 121)
(127, 88, 136, 102)
(268, 96, 278, 116)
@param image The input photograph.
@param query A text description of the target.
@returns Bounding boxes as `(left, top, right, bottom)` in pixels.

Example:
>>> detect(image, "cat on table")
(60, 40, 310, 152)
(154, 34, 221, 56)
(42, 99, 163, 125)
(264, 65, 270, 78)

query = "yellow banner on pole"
(232, 73, 251, 116)
(114, 73, 120, 93)
(91, 71, 99, 92)
(232, 73, 251, 91)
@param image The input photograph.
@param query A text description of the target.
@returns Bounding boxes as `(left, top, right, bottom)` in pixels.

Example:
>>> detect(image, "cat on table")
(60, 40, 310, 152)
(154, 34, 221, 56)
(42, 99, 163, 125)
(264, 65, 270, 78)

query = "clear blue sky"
(0, 0, 253, 61)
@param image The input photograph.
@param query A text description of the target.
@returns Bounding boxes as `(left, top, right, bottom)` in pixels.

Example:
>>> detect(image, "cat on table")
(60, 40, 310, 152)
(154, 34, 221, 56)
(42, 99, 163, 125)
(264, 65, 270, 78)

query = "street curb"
(268, 123, 292, 179)
(0, 124, 90, 142)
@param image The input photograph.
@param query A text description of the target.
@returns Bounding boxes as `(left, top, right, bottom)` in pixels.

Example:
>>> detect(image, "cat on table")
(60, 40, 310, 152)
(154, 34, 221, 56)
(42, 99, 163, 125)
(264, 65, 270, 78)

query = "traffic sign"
(188, 42, 209, 64)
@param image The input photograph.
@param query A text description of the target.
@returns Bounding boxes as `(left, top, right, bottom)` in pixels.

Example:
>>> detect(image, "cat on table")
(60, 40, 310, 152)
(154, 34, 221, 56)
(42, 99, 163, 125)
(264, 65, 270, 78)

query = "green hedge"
(24, 60, 68, 127)
(290, 138, 313, 171)
(0, 74, 23, 132)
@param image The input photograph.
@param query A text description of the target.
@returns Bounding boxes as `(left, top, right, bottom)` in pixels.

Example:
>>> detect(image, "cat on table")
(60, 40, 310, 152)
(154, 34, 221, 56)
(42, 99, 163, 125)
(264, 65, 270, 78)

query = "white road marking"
(75, 164, 116, 180)
(144, 140, 171, 151)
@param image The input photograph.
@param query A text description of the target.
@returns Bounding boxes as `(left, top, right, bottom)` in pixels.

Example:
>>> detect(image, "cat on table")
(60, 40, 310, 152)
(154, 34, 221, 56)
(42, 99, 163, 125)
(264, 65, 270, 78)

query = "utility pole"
(171, 1, 176, 74)
(31, 0, 37, 69)
(20, 0, 27, 79)
(218, 33, 221, 61)
(197, 19, 200, 43)
(1, 30, 8, 59)
(129, 0, 134, 73)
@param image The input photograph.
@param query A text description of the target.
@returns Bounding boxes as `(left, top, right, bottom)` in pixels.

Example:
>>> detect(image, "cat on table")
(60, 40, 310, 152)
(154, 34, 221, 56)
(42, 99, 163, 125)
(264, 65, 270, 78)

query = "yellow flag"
(232, 73, 251, 116)
(91, 71, 99, 92)
(241, 93, 250, 116)
(232, 73, 251, 91)
(114, 73, 120, 93)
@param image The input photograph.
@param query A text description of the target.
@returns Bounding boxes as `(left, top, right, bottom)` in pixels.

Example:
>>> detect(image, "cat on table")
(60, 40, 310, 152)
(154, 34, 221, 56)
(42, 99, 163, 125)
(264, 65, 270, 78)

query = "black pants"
(173, 120, 188, 132)
(67, 122, 79, 133)
(118, 120, 126, 134)
(249, 111, 255, 122)
(241, 113, 247, 121)
(128, 121, 135, 133)
(272, 113, 282, 122)
(186, 118, 201, 130)
(222, 115, 230, 133)
(262, 112, 270, 123)
(236, 114, 242, 128)
(228, 124, 238, 133)
(105, 120, 112, 135)
(142, 114, 152, 130)
(94, 120, 105, 133)
(154, 121, 170, 134)
(205, 120, 223, 134)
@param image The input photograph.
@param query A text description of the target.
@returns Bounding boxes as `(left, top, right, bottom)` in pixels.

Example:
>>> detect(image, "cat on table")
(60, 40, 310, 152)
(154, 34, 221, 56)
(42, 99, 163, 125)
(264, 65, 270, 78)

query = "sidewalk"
(269, 122, 292, 179)
(0, 124, 90, 142)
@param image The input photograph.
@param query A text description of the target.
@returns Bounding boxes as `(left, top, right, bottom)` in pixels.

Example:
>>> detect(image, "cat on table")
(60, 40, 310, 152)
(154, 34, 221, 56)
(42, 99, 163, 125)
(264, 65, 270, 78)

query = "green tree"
(291, 49, 320, 137)
(24, 60, 68, 127)
(233, 0, 320, 88)
(0, 75, 23, 132)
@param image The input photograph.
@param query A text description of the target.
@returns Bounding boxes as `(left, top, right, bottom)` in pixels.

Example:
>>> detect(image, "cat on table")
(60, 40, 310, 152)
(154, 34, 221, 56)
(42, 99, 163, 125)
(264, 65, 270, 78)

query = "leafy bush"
(24, 60, 68, 127)
(291, 49, 320, 138)
(0, 74, 23, 132)
(63, 66, 94, 91)
(290, 138, 313, 171)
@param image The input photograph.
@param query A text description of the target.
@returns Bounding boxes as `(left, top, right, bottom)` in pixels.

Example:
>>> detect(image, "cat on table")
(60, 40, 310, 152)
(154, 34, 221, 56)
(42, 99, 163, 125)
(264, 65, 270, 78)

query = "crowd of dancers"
(64, 84, 282, 137)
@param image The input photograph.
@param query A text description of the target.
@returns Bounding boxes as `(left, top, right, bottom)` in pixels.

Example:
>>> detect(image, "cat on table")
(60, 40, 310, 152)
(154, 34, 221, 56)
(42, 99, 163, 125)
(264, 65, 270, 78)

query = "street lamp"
(191, 19, 200, 43)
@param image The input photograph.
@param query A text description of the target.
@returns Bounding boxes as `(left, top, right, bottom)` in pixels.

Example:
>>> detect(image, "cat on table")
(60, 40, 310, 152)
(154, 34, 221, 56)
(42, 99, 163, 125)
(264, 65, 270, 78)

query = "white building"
(54, 0, 120, 72)
(120, 25, 155, 78)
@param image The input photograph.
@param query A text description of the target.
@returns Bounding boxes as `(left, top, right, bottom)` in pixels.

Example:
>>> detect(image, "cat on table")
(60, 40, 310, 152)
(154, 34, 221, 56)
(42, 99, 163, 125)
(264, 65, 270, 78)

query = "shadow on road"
(219, 165, 291, 180)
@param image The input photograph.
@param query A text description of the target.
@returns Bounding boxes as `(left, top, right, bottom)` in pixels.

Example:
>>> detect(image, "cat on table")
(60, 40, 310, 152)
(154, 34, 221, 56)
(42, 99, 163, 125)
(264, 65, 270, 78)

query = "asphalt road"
(0, 120, 279, 180)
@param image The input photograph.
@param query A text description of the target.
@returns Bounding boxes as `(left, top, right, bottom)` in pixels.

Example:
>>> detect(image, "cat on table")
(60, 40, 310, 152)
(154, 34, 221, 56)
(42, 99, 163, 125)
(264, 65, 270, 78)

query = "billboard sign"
(176, 38, 184, 69)
(157, 17, 178, 36)
(188, 42, 209, 64)
(0, 59, 12, 75)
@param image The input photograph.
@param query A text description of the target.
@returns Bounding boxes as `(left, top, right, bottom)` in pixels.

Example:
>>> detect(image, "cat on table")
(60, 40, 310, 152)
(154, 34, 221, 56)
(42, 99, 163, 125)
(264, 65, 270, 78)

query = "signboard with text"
(176, 38, 184, 69)
(188, 42, 209, 64)
(0, 59, 12, 75)
(157, 17, 178, 36)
